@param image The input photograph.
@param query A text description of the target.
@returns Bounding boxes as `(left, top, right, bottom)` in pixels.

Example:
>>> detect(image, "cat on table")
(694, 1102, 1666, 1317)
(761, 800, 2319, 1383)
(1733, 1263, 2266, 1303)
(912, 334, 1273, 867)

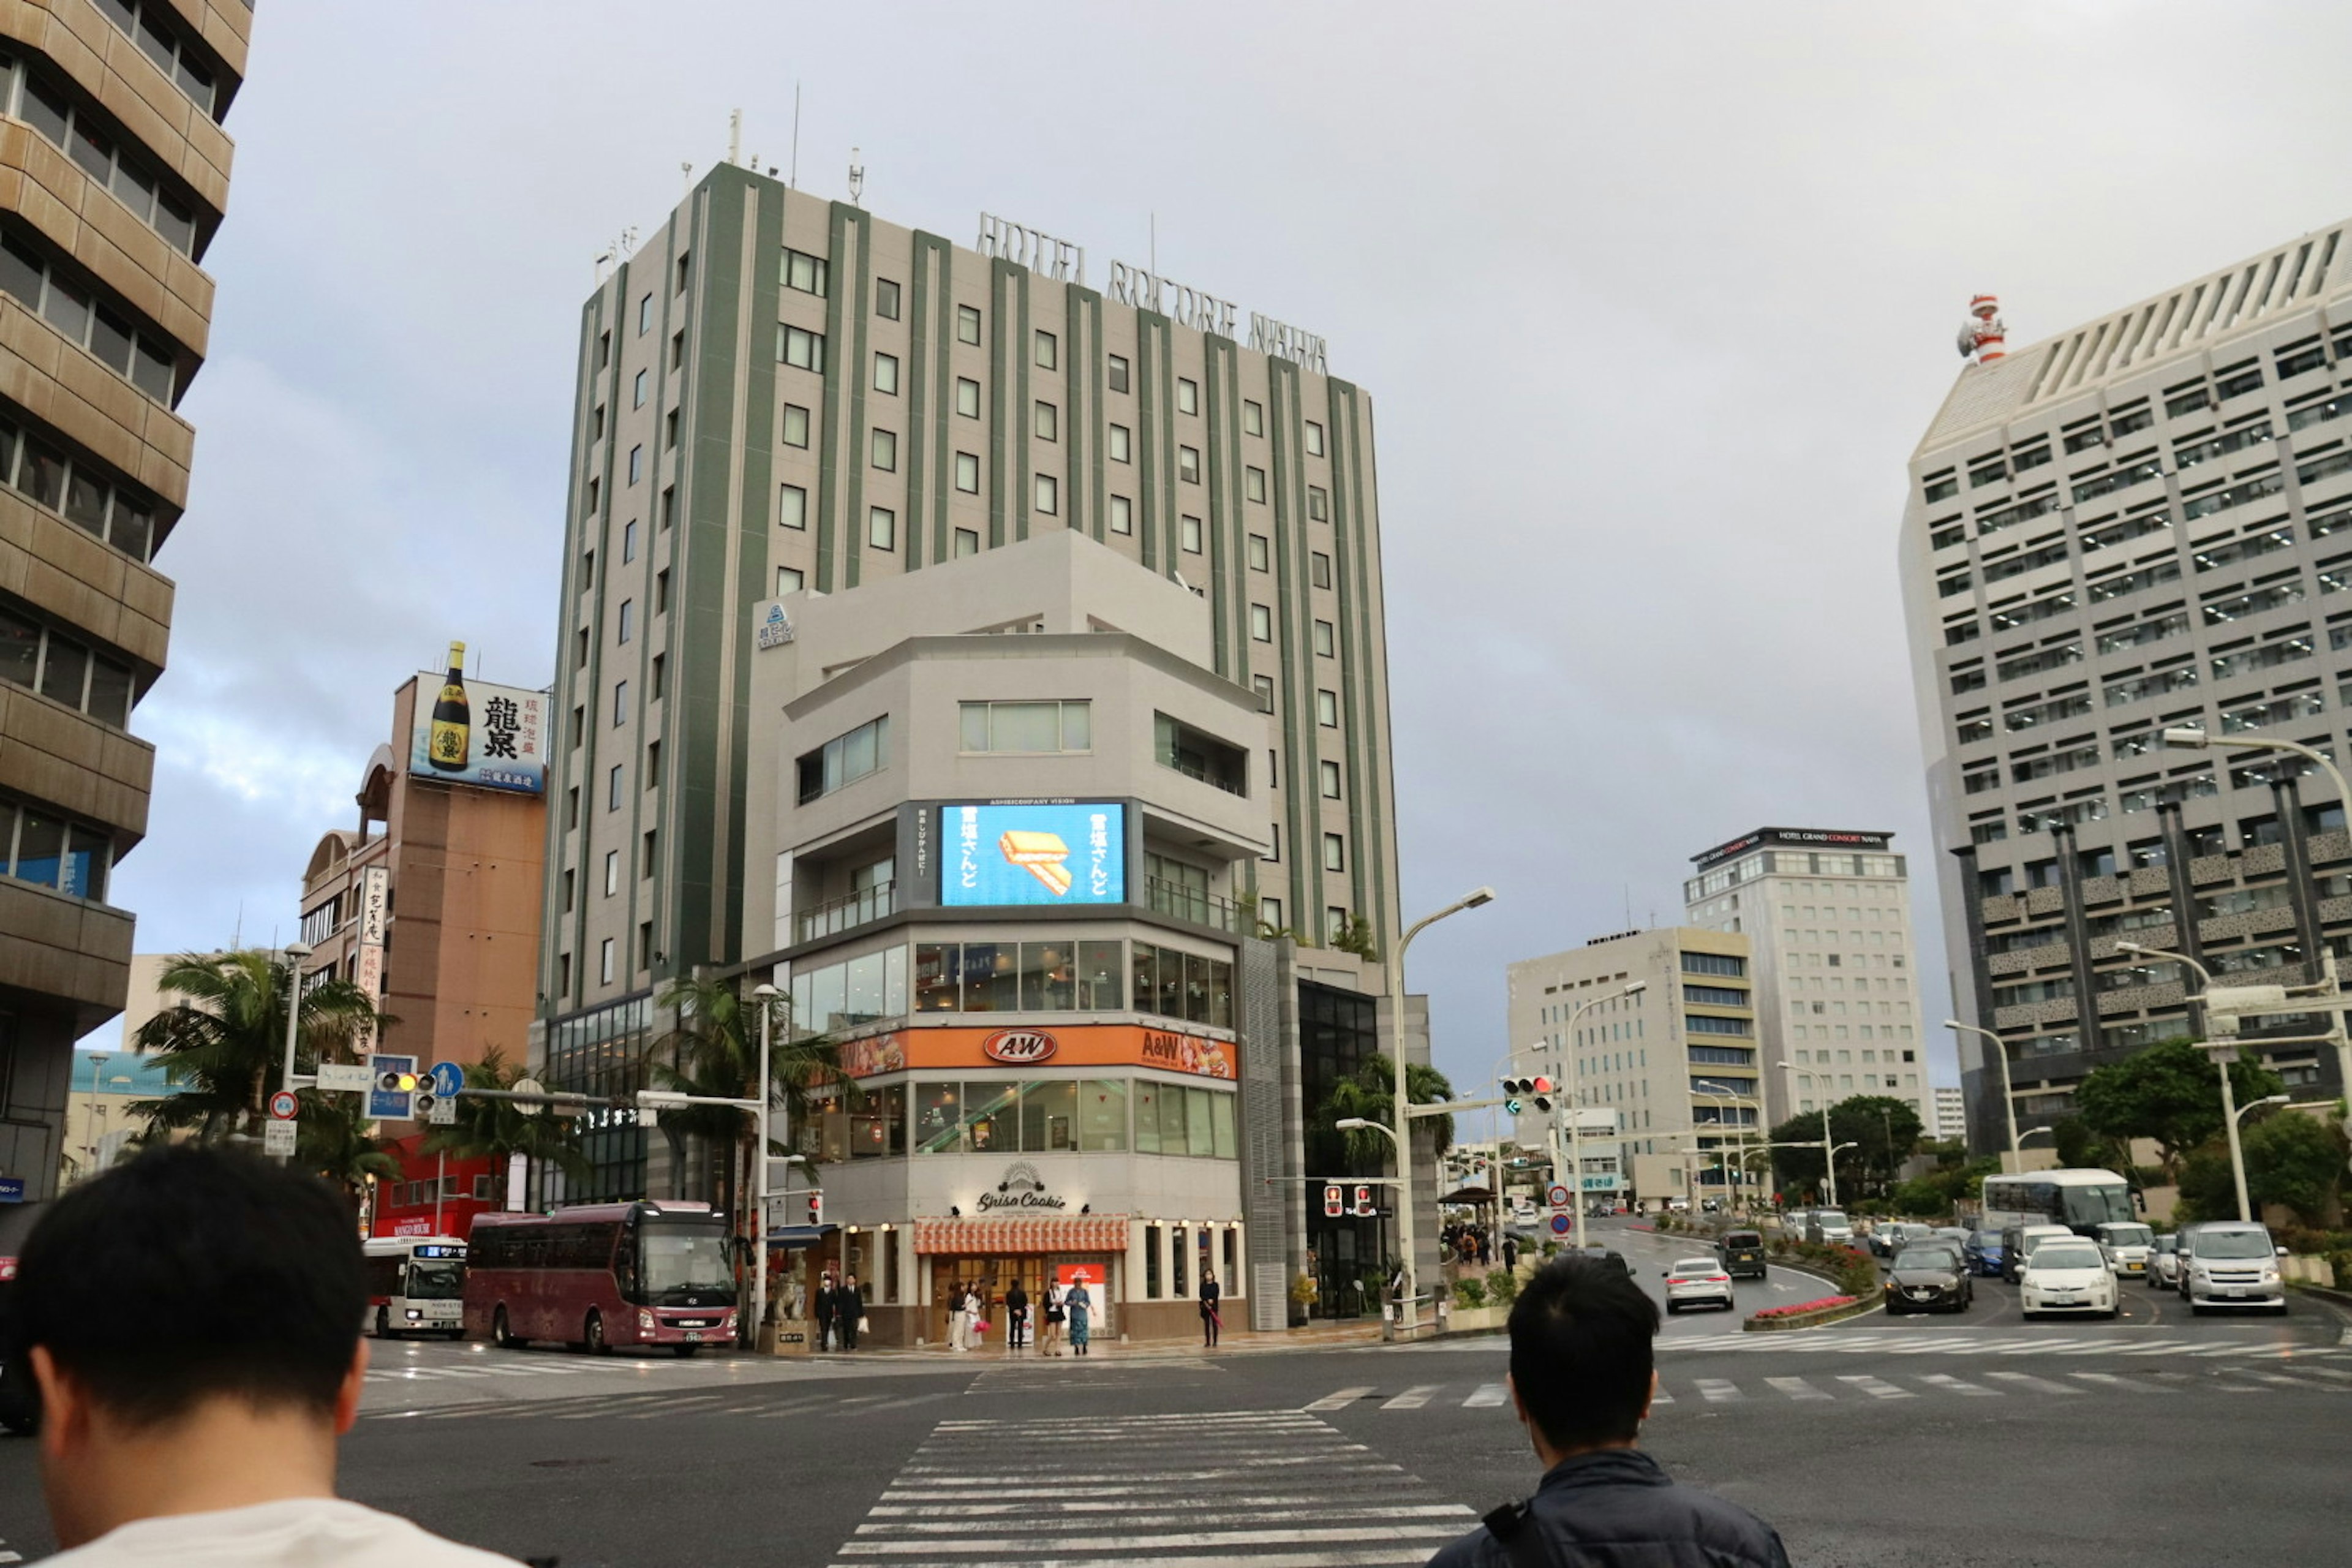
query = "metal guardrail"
(796, 881, 894, 942)
(1145, 876, 1245, 934)
(1158, 751, 1247, 796)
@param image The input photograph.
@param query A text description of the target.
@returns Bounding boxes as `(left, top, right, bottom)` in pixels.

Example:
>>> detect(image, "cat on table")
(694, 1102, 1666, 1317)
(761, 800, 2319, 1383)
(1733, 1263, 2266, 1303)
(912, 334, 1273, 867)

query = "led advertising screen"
(941, 802, 1126, 907)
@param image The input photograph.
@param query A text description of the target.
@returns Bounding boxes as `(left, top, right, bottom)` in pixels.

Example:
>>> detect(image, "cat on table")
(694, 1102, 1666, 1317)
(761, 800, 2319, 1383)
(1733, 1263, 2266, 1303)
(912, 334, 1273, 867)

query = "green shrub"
(1485, 1268, 1520, 1307)
(1836, 1249, 1882, 1299)
(2330, 1252, 2352, 1293)
(1452, 1276, 1487, 1310)
(1540, 1240, 1561, 1259)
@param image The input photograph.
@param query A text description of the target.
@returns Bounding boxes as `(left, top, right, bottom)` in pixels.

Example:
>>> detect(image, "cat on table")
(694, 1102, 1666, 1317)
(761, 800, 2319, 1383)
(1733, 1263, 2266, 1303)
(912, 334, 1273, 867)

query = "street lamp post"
(2228, 1093, 2292, 1222)
(750, 982, 780, 1348)
(1385, 887, 1495, 1325)
(1689, 1082, 1760, 1213)
(2116, 940, 2262, 1223)
(1774, 1061, 1839, 1207)
(1945, 1019, 2021, 1169)
(275, 941, 311, 1161)
(2163, 726, 2352, 1136)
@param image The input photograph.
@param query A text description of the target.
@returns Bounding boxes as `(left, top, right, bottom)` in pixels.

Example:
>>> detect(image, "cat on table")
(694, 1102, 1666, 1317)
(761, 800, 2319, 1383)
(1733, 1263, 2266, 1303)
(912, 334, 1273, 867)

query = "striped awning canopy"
(914, 1213, 1129, 1256)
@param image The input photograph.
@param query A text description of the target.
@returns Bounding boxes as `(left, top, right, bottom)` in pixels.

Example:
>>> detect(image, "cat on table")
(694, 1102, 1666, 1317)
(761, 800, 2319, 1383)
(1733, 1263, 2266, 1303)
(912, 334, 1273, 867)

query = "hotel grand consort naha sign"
(976, 211, 1329, 374)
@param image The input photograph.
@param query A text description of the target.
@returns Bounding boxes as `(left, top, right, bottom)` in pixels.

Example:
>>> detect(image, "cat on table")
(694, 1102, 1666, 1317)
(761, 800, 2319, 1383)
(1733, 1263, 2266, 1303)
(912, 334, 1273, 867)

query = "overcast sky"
(96, 3, 2352, 1103)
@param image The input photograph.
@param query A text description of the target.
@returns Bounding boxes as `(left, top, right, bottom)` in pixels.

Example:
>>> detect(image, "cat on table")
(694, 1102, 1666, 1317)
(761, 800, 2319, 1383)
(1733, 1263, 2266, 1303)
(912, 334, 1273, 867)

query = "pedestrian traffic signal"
(1352, 1184, 1375, 1217)
(806, 1191, 824, 1225)
(1323, 1183, 1343, 1218)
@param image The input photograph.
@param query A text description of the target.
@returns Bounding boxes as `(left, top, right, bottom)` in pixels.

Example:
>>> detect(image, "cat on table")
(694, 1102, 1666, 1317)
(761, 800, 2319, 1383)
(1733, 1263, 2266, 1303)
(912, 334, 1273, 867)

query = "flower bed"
(1750, 1295, 1854, 1321)
(1743, 1292, 1874, 1333)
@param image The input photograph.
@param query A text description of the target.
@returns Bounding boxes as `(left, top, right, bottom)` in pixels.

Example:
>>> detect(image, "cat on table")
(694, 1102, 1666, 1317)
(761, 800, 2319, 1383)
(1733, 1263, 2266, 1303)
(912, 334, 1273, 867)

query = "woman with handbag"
(1041, 1280, 1065, 1356)
(946, 1280, 967, 1351)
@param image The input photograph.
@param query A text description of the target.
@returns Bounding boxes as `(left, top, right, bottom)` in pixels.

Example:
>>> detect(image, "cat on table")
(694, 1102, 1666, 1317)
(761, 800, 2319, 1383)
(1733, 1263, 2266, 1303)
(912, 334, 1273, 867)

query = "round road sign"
(268, 1090, 299, 1121)
(1548, 1213, 1572, 1237)
(1546, 1183, 1571, 1209)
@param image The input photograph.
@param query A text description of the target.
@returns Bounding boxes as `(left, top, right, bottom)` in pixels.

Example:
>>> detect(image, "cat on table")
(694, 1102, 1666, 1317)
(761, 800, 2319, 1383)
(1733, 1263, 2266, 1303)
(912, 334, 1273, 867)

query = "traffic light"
(375, 1067, 418, 1095)
(1501, 1076, 1555, 1114)
(806, 1191, 824, 1225)
(410, 1089, 436, 1121)
(1324, 1183, 1343, 1218)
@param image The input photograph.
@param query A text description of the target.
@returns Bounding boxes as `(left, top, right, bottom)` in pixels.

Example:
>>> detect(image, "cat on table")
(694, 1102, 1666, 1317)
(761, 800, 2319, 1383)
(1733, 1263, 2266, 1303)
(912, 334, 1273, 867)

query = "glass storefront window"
(963, 1080, 1018, 1152)
(1185, 1087, 1216, 1157)
(915, 944, 957, 1011)
(1133, 1080, 1163, 1154)
(850, 1083, 905, 1158)
(961, 944, 1017, 1011)
(1020, 1079, 1076, 1151)
(846, 951, 886, 1021)
(1078, 941, 1123, 1009)
(1020, 941, 1075, 1009)
(1171, 1226, 1188, 1297)
(1211, 1089, 1236, 1158)
(1159, 1083, 1188, 1150)
(914, 1084, 963, 1153)
(1080, 1079, 1126, 1150)
(807, 963, 846, 1033)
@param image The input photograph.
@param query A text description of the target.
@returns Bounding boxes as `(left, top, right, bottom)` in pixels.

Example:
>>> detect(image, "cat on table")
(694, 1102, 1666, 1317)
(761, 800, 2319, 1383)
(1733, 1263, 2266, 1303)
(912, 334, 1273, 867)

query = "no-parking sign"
(1549, 1213, 1572, 1237)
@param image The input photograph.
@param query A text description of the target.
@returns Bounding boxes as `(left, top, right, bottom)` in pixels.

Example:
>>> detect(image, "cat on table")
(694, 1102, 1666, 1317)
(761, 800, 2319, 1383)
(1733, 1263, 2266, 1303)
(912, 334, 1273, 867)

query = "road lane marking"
(2068, 1373, 2168, 1393)
(1380, 1386, 1440, 1409)
(1983, 1371, 2081, 1395)
(1304, 1386, 1373, 1412)
(1765, 1377, 1830, 1401)
(1694, 1379, 1744, 1403)
(1835, 1375, 1913, 1400)
(1917, 1374, 1997, 1396)
(1463, 1383, 1509, 1408)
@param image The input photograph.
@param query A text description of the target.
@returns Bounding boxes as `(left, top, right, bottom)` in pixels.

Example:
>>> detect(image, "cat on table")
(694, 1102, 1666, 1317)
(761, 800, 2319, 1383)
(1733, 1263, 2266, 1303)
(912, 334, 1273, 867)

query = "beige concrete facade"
(1504, 927, 1758, 1208)
(0, 0, 239, 1199)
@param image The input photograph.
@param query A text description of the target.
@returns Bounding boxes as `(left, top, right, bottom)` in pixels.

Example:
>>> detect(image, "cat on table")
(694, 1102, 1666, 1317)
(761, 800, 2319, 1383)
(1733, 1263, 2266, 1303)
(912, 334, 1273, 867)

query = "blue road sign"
(0, 1177, 23, 1203)
(1548, 1212, 1572, 1237)
(428, 1060, 464, 1099)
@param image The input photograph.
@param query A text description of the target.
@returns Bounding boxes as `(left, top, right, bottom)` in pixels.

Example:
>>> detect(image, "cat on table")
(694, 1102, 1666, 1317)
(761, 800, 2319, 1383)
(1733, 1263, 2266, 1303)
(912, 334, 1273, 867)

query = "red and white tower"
(1956, 294, 2007, 364)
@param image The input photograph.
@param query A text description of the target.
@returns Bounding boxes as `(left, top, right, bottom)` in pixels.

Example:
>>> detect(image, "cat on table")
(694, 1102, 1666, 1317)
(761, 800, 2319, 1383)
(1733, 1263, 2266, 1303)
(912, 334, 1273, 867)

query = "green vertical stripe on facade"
(1332, 379, 1390, 951)
(908, 233, 953, 571)
(989, 258, 1017, 548)
(1134, 311, 1163, 570)
(1065, 285, 1098, 540)
(1267, 358, 1315, 927)
(903, 239, 933, 573)
(1323, 379, 1375, 943)
(1084, 291, 1107, 542)
(836, 205, 873, 589)
(815, 204, 850, 592)
(1016, 274, 1033, 543)
(1200, 336, 1235, 678)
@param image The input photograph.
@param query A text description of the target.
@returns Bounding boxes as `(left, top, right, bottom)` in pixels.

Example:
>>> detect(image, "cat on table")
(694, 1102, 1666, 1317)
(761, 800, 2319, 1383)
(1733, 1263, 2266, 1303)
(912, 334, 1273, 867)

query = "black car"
(1578, 1244, 1635, 1276)
(1884, 1244, 1973, 1316)
(1716, 1229, 1768, 1280)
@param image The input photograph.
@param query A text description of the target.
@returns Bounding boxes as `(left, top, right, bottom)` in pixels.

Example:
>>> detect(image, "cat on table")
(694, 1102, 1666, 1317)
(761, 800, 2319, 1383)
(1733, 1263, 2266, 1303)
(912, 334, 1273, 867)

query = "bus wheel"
(584, 1310, 608, 1355)
(375, 1306, 393, 1340)
(493, 1307, 520, 1349)
(673, 1345, 698, 1358)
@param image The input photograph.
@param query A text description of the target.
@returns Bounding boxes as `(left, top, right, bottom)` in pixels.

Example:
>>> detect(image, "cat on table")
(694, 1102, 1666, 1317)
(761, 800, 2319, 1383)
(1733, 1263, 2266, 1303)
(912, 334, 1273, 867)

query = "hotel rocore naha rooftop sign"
(976, 210, 1329, 374)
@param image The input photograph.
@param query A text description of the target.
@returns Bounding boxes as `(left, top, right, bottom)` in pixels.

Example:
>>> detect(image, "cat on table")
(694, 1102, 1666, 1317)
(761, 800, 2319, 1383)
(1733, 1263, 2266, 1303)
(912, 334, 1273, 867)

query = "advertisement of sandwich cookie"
(941, 802, 1126, 907)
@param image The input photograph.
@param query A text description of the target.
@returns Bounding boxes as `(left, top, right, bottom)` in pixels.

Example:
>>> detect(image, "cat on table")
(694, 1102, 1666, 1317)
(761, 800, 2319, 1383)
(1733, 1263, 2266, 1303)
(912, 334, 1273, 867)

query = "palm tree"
(1319, 1053, 1456, 1167)
(419, 1047, 592, 1188)
(649, 974, 840, 1230)
(295, 1087, 400, 1206)
(128, 950, 382, 1143)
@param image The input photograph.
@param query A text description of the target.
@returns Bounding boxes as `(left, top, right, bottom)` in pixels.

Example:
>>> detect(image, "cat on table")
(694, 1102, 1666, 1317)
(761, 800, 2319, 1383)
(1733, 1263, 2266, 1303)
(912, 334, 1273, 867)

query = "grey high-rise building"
(0, 2, 247, 1197)
(1900, 218, 2352, 1155)
(533, 164, 1408, 1256)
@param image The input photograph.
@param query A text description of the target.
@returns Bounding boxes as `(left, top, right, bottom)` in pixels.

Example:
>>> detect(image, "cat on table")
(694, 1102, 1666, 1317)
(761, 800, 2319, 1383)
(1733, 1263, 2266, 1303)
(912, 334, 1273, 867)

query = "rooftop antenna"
(790, 83, 801, 189)
(728, 108, 742, 167)
(679, 160, 692, 197)
(848, 145, 864, 206)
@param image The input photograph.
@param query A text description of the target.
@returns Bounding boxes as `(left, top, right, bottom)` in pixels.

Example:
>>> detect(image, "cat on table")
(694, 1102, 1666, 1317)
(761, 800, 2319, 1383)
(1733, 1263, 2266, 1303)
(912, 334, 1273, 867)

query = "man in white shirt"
(15, 1144, 524, 1566)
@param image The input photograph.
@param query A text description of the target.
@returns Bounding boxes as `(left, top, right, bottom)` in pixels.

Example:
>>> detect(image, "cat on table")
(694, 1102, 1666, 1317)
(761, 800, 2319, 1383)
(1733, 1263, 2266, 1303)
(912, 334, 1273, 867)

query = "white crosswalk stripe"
(1915, 1373, 1996, 1396)
(1765, 1377, 1830, 1401)
(1381, 1385, 1439, 1410)
(1836, 1374, 1914, 1401)
(1984, 1371, 2082, 1396)
(1694, 1379, 1744, 1403)
(1463, 1382, 1510, 1408)
(2068, 1373, 2169, 1393)
(1302, 1385, 1374, 1412)
(1653, 1329, 2344, 1360)
(827, 1410, 1476, 1566)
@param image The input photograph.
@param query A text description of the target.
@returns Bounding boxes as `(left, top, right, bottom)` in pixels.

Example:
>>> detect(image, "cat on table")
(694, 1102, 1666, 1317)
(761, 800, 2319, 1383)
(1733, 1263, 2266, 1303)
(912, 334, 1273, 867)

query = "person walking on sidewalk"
(1041, 1280, 1066, 1356)
(961, 1282, 984, 1352)
(814, 1269, 839, 1353)
(838, 1273, 863, 1351)
(1064, 1280, 1092, 1357)
(1005, 1281, 1030, 1354)
(1199, 1267, 1222, 1348)
(946, 1281, 967, 1352)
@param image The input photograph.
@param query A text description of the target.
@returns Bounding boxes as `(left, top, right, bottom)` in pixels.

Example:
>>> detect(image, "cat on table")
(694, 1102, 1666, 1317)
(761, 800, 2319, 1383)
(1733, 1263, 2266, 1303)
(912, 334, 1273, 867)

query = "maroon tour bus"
(464, 1200, 736, 1355)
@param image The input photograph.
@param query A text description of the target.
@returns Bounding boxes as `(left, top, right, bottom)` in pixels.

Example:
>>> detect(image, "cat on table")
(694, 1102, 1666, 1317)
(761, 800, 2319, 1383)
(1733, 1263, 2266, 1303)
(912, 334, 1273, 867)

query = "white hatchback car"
(2019, 1238, 2118, 1320)
(1662, 1257, 1735, 1314)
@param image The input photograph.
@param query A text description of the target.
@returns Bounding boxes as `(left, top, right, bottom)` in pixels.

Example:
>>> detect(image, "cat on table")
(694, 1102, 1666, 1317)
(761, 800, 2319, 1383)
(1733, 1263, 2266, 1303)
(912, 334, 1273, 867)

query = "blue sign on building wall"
(940, 802, 1126, 907)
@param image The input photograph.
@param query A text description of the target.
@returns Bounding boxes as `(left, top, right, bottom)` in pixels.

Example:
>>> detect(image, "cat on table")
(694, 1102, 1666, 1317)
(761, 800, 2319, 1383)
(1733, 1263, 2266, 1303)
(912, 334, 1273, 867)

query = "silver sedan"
(1662, 1257, 1736, 1314)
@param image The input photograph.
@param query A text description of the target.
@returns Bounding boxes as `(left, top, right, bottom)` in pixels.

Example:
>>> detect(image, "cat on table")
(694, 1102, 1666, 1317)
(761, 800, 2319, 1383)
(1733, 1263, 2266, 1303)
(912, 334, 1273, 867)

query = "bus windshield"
(407, 1261, 465, 1300)
(638, 1223, 735, 1305)
(2061, 1183, 2135, 1229)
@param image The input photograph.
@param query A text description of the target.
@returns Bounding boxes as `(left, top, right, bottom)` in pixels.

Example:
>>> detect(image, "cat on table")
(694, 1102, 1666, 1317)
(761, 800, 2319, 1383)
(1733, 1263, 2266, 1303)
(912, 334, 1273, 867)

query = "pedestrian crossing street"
(1651, 1328, 2350, 1360)
(821, 1409, 1478, 1567)
(1308, 1362, 2352, 1412)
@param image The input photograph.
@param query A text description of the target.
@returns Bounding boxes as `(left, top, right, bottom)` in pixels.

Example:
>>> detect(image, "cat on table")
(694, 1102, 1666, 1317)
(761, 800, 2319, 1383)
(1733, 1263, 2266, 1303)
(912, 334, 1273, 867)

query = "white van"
(2179, 1221, 2288, 1315)
(1804, 1210, 1853, 1246)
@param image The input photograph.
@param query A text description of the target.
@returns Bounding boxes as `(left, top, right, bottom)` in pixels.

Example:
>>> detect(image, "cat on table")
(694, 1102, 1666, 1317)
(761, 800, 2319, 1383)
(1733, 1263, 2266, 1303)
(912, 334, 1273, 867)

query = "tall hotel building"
(1900, 219, 2352, 1155)
(1682, 827, 1933, 1132)
(535, 164, 1411, 1333)
(0, 1, 245, 1197)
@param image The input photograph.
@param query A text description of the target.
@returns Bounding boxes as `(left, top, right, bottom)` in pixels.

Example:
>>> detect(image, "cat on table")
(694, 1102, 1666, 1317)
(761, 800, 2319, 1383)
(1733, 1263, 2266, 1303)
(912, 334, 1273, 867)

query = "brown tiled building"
(0, 1, 247, 1198)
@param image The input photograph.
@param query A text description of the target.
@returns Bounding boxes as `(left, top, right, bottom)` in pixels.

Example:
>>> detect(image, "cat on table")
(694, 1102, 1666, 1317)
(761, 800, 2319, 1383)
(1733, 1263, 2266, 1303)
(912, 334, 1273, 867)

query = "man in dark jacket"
(1423, 1256, 1789, 1568)
(812, 1270, 837, 1352)
(837, 1273, 862, 1350)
